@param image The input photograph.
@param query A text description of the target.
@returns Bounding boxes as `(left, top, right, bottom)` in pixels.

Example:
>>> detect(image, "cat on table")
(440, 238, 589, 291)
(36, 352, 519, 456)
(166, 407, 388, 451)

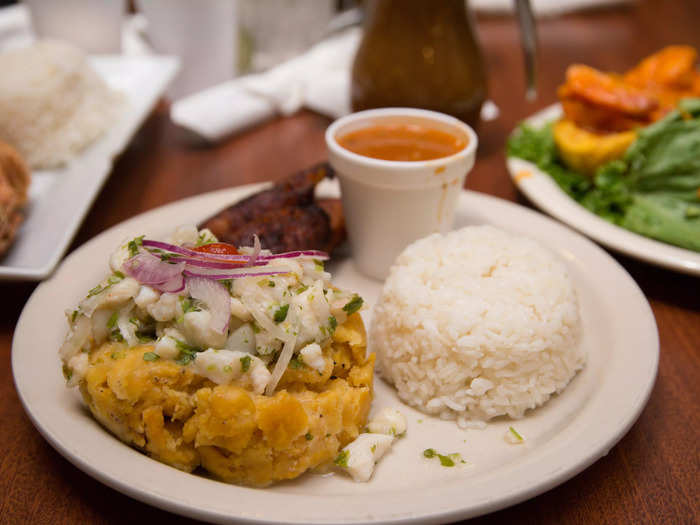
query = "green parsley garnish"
(86, 284, 104, 298)
(438, 454, 455, 467)
(273, 304, 289, 323)
(107, 312, 119, 329)
(334, 450, 349, 467)
(195, 231, 216, 247)
(143, 352, 160, 362)
(109, 330, 124, 342)
(174, 339, 201, 365)
(342, 295, 364, 315)
(305, 433, 313, 441)
(328, 316, 337, 332)
(127, 235, 144, 257)
(509, 426, 524, 441)
(240, 355, 252, 372)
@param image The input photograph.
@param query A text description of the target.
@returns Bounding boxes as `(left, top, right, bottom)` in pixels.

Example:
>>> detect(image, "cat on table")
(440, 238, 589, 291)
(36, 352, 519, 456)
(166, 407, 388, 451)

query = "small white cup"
(326, 108, 477, 280)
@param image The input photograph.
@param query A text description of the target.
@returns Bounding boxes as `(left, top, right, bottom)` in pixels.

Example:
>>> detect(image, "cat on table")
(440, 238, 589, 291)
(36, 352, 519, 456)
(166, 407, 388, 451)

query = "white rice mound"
(371, 225, 585, 429)
(0, 40, 123, 169)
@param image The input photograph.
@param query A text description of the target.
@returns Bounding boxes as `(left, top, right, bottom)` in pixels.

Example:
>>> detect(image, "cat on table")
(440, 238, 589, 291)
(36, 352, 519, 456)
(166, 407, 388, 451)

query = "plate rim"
(507, 103, 700, 276)
(12, 185, 659, 524)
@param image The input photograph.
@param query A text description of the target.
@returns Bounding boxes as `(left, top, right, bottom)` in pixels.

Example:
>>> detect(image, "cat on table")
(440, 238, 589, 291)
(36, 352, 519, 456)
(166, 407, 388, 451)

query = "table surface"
(2, 1, 699, 524)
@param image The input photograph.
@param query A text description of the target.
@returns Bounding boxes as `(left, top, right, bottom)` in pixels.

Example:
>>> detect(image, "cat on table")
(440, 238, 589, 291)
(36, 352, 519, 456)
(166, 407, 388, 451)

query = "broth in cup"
(326, 108, 477, 280)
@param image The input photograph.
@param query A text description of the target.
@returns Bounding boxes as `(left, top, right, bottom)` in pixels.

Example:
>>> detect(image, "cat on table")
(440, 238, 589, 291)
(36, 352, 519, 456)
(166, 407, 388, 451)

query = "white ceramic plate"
(13, 181, 658, 524)
(0, 54, 179, 281)
(507, 104, 700, 276)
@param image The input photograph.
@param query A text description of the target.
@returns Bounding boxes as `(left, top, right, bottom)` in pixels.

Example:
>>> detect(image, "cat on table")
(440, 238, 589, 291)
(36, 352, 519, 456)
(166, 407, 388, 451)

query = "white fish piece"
(230, 297, 252, 322)
(109, 239, 132, 273)
(169, 224, 199, 246)
(67, 352, 89, 386)
(368, 407, 407, 436)
(146, 293, 181, 322)
(226, 323, 256, 354)
(338, 433, 395, 482)
(299, 343, 325, 373)
(59, 314, 92, 361)
(134, 285, 160, 309)
(183, 310, 227, 349)
(155, 335, 180, 360)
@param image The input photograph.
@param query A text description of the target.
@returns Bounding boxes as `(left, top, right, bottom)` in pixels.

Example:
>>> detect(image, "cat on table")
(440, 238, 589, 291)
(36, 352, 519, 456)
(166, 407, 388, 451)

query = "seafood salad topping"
(59, 225, 364, 395)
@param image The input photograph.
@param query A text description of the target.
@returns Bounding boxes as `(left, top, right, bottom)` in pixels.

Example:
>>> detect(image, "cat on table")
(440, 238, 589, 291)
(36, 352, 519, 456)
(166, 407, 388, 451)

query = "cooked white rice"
(0, 40, 123, 169)
(371, 225, 584, 428)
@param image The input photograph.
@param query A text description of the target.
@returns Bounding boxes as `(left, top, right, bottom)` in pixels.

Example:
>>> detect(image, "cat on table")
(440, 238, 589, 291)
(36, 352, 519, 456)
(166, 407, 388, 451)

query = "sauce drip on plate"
(337, 123, 467, 162)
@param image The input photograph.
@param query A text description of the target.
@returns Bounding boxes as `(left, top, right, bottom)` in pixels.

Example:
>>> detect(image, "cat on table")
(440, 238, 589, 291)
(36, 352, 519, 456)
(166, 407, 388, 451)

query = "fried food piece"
(0, 140, 31, 256)
(559, 65, 658, 132)
(80, 313, 373, 487)
(221, 204, 333, 253)
(199, 162, 346, 255)
(559, 47, 700, 134)
(553, 119, 637, 176)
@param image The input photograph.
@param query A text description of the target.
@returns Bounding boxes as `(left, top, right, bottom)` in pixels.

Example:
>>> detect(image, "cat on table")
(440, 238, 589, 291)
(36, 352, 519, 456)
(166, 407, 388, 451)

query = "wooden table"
(2, 1, 699, 523)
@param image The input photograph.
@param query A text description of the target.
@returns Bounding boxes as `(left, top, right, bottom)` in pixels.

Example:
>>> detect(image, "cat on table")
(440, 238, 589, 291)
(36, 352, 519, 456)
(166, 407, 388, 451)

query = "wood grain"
(1, 0, 699, 523)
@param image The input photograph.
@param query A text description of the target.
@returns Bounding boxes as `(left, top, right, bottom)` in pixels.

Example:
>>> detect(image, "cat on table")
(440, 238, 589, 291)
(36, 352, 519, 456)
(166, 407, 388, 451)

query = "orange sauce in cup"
(336, 123, 467, 161)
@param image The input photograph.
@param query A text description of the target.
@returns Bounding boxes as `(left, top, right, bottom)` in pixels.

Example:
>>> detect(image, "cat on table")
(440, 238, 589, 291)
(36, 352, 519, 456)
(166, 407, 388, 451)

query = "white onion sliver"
(245, 235, 262, 268)
(187, 276, 231, 334)
(265, 334, 297, 395)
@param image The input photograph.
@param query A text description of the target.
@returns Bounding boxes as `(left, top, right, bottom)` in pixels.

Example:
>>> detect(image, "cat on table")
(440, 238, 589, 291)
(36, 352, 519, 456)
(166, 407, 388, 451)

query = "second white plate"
(507, 104, 700, 276)
(0, 54, 179, 281)
(13, 182, 658, 524)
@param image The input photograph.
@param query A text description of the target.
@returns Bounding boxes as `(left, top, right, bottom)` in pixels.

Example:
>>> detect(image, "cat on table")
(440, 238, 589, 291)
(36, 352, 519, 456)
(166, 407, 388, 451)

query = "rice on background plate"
(370, 225, 585, 429)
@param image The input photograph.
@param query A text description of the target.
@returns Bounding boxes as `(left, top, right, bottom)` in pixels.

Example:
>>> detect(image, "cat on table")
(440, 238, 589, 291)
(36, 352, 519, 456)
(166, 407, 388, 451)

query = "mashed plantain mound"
(81, 313, 372, 487)
(60, 226, 373, 486)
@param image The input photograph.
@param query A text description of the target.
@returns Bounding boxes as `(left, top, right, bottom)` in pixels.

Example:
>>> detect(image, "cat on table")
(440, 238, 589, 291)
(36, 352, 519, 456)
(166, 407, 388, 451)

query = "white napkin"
(170, 28, 359, 141)
(471, 0, 632, 16)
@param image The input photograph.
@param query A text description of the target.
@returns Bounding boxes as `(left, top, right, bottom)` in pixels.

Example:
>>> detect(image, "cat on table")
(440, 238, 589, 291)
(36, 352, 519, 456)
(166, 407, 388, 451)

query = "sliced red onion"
(142, 239, 329, 263)
(155, 274, 186, 293)
(187, 276, 230, 334)
(124, 252, 185, 285)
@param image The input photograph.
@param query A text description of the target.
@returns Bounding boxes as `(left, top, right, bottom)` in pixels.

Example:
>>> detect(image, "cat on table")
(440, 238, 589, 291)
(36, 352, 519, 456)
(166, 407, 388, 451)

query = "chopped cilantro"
(111, 271, 125, 280)
(438, 454, 455, 467)
(128, 235, 144, 257)
(289, 356, 304, 369)
(509, 426, 524, 441)
(109, 330, 124, 342)
(273, 304, 289, 323)
(143, 352, 160, 362)
(107, 312, 119, 329)
(268, 281, 275, 287)
(251, 322, 261, 334)
(195, 231, 216, 247)
(223, 365, 232, 373)
(328, 315, 337, 332)
(423, 448, 436, 458)
(371, 444, 377, 453)
(220, 279, 233, 292)
(86, 284, 104, 298)
(110, 351, 124, 360)
(305, 433, 313, 441)
(180, 297, 199, 314)
(313, 259, 324, 271)
(70, 310, 79, 323)
(334, 450, 349, 467)
(296, 284, 309, 294)
(62, 364, 73, 381)
(240, 355, 252, 372)
(174, 339, 201, 365)
(342, 295, 364, 315)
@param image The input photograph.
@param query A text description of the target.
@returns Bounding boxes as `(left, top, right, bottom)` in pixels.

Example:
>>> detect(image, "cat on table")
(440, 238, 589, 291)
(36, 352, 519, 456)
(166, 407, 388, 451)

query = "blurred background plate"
(0, 54, 178, 281)
(507, 104, 700, 277)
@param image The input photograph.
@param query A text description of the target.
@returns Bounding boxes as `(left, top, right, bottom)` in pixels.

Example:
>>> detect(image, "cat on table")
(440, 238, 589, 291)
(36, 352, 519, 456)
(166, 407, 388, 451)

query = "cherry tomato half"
(193, 242, 239, 255)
